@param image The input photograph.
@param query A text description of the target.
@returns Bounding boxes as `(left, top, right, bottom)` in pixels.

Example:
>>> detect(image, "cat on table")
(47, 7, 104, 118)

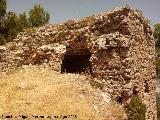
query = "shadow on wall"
(61, 53, 92, 75)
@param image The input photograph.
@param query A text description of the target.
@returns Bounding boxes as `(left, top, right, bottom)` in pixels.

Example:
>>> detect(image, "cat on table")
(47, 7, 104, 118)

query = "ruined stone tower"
(0, 6, 157, 120)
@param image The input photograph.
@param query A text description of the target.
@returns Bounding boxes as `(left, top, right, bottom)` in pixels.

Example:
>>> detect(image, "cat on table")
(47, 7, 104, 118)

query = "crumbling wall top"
(6, 5, 151, 50)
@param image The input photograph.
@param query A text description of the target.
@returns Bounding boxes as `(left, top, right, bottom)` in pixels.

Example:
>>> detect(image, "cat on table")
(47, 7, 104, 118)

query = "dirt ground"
(0, 65, 126, 120)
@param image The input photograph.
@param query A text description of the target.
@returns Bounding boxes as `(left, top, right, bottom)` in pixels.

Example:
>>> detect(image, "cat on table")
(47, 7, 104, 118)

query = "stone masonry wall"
(89, 33, 132, 102)
(131, 26, 156, 120)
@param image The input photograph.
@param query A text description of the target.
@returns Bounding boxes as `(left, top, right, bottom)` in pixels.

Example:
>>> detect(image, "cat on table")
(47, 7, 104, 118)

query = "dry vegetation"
(0, 64, 126, 120)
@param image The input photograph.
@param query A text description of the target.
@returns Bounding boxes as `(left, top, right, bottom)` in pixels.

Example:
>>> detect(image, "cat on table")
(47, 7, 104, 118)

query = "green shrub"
(125, 95, 146, 120)
(157, 94, 160, 120)
(0, 35, 6, 45)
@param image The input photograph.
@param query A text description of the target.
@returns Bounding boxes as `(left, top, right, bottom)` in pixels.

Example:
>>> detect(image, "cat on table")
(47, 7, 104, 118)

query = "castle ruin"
(0, 6, 157, 120)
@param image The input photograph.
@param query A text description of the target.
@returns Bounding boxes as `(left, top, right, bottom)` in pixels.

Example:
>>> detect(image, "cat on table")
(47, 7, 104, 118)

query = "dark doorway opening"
(61, 54, 92, 74)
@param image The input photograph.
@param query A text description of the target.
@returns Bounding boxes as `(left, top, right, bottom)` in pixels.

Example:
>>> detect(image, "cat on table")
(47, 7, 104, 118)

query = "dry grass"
(0, 65, 126, 120)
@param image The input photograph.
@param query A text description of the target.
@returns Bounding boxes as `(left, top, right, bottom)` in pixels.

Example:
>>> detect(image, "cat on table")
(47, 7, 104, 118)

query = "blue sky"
(7, 0, 160, 25)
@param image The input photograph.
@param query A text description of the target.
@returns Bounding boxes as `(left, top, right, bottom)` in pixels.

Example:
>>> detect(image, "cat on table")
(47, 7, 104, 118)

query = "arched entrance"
(61, 49, 92, 74)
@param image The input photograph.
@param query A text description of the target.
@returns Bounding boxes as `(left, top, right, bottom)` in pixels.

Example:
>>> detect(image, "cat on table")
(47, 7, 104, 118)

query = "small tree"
(154, 24, 160, 47)
(156, 93, 160, 120)
(0, 2, 51, 45)
(154, 24, 160, 77)
(16, 12, 30, 32)
(28, 4, 50, 27)
(0, 0, 7, 45)
(5, 12, 18, 39)
(0, 0, 7, 34)
(0, 34, 6, 45)
(0, 0, 6, 18)
(125, 95, 146, 120)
